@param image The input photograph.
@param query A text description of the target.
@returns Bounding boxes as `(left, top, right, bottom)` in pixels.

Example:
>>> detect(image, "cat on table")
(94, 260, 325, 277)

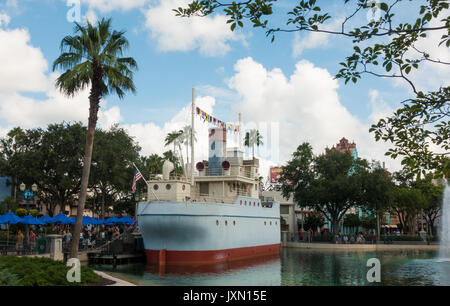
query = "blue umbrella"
(91, 218, 103, 225)
(0, 212, 21, 247)
(118, 216, 135, 225)
(85, 216, 103, 225)
(69, 216, 94, 226)
(52, 213, 72, 224)
(38, 215, 53, 224)
(19, 215, 45, 225)
(0, 212, 22, 224)
(103, 216, 120, 225)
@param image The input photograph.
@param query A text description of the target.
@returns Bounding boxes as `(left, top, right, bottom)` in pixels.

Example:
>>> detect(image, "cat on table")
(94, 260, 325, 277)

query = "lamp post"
(19, 182, 38, 250)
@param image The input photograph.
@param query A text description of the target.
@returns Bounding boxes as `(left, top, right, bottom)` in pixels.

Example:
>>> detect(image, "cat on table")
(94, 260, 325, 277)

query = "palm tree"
(165, 130, 185, 176)
(244, 129, 264, 159)
(53, 18, 137, 258)
(180, 125, 197, 176)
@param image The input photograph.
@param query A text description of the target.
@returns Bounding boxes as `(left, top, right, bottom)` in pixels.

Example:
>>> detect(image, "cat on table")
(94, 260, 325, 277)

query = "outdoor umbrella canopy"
(19, 215, 45, 225)
(52, 213, 72, 224)
(69, 216, 97, 226)
(38, 215, 53, 224)
(118, 216, 135, 225)
(0, 212, 22, 224)
(103, 216, 120, 225)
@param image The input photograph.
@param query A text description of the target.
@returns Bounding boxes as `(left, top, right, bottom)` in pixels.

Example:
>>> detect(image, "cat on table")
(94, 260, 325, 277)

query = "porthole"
(225, 220, 228, 226)
(153, 184, 159, 190)
(270, 221, 272, 226)
(233, 221, 236, 226)
(244, 201, 247, 205)
(182, 184, 186, 191)
(166, 184, 171, 190)
(253, 202, 256, 207)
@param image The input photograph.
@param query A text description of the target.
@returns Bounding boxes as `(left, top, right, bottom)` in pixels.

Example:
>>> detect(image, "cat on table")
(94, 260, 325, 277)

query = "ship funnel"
(208, 128, 227, 176)
(162, 160, 174, 180)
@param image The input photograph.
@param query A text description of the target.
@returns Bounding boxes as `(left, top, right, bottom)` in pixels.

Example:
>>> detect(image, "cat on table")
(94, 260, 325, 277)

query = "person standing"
(16, 230, 24, 255)
(29, 230, 36, 251)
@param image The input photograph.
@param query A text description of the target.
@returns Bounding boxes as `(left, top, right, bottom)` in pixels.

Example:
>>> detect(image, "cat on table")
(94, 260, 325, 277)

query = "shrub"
(381, 235, 425, 241)
(313, 233, 333, 242)
(0, 269, 22, 286)
(15, 208, 27, 217)
(0, 256, 99, 286)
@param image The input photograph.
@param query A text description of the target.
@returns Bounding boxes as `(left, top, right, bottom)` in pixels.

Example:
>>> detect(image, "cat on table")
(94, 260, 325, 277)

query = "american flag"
(132, 168, 143, 193)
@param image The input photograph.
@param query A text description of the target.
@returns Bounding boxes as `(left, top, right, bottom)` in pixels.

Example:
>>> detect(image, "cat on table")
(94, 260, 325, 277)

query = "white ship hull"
(137, 196, 281, 264)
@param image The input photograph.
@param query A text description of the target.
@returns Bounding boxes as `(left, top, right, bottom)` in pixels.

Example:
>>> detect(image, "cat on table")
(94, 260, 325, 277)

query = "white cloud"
(80, 0, 149, 12)
(83, 9, 98, 24)
(292, 18, 343, 57)
(143, 0, 246, 57)
(0, 27, 49, 93)
(122, 96, 217, 166)
(0, 11, 10, 27)
(391, 16, 450, 93)
(0, 84, 122, 131)
(0, 25, 122, 133)
(367, 89, 394, 124)
(227, 57, 402, 176)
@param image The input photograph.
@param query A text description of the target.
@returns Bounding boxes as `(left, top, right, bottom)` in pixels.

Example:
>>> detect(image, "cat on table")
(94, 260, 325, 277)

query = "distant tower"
(334, 137, 357, 157)
(208, 128, 227, 176)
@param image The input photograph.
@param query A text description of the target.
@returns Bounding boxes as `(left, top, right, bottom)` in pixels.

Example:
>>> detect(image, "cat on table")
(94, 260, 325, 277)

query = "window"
(280, 205, 289, 215)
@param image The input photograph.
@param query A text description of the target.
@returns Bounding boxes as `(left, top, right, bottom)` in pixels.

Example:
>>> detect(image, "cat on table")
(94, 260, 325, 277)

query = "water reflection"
(95, 254, 282, 286)
(92, 249, 450, 286)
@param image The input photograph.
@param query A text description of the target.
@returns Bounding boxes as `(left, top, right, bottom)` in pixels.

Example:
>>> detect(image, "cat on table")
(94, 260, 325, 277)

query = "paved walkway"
(93, 270, 136, 286)
(284, 242, 440, 251)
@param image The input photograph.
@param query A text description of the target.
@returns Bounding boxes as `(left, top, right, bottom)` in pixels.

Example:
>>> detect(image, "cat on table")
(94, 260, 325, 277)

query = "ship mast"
(191, 88, 195, 188)
(239, 112, 242, 150)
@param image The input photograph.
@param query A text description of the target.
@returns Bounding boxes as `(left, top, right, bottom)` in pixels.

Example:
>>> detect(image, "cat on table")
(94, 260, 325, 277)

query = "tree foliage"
(0, 122, 141, 217)
(279, 143, 369, 238)
(303, 213, 326, 231)
(53, 17, 138, 258)
(175, 0, 450, 176)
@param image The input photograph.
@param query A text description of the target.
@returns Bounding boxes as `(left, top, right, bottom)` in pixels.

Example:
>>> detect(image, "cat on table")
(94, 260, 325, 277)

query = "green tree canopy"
(175, 0, 450, 177)
(303, 213, 326, 231)
(0, 123, 85, 216)
(280, 143, 370, 239)
(89, 124, 141, 219)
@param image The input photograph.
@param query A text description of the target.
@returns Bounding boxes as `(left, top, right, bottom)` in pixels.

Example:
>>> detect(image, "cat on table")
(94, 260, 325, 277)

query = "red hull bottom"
(145, 243, 281, 265)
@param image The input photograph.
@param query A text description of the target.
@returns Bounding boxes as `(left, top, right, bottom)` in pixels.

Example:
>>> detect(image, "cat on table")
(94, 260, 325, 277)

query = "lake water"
(91, 248, 450, 286)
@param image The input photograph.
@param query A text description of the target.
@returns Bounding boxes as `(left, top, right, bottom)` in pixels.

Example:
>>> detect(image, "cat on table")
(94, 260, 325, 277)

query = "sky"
(0, 0, 448, 182)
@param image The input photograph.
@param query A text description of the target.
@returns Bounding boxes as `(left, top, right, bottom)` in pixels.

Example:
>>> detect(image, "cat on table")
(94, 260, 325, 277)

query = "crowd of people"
(62, 224, 136, 251)
(1, 222, 137, 255)
(295, 228, 377, 244)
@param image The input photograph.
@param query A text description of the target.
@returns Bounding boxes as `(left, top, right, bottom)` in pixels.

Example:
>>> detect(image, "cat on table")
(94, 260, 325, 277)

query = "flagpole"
(132, 162, 159, 201)
(191, 88, 195, 189)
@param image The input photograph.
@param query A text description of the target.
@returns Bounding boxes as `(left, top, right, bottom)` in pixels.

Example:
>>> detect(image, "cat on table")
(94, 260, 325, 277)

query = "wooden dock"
(88, 253, 145, 266)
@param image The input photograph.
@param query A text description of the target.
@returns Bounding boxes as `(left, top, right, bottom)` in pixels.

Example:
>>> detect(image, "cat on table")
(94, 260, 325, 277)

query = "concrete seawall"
(284, 242, 440, 251)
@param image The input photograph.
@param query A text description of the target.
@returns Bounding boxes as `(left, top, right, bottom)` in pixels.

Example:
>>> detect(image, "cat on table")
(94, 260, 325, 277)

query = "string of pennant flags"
(196, 106, 240, 134)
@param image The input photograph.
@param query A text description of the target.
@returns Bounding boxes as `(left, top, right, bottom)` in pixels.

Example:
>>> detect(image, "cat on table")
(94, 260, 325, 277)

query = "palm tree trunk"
(178, 144, 186, 177)
(70, 74, 101, 259)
